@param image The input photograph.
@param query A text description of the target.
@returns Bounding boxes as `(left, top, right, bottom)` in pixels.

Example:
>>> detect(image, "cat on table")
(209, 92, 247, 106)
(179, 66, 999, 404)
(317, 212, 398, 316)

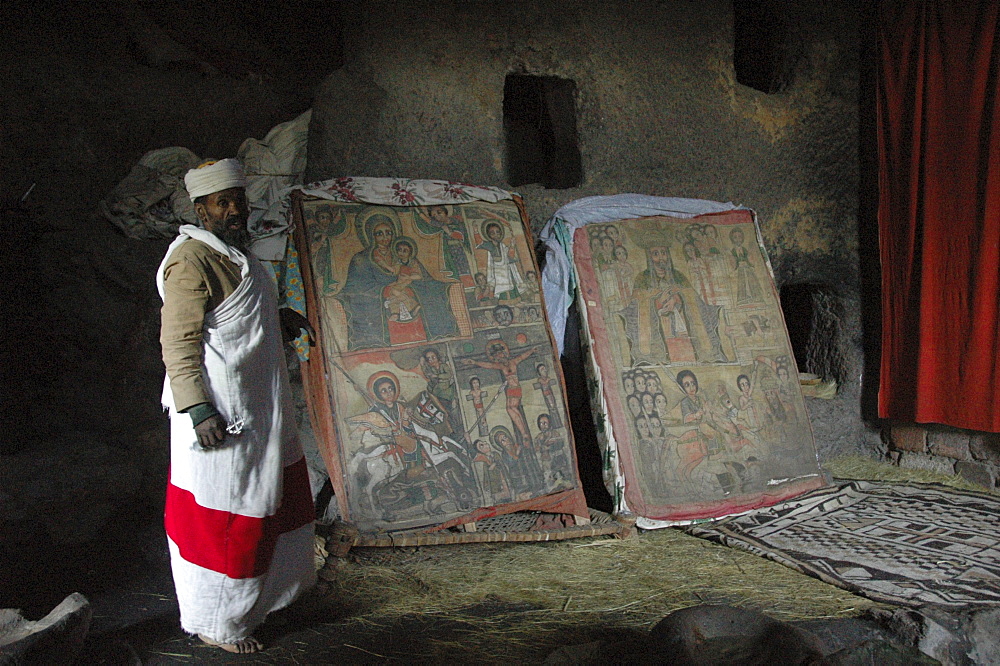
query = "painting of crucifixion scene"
(574, 211, 824, 522)
(296, 194, 584, 531)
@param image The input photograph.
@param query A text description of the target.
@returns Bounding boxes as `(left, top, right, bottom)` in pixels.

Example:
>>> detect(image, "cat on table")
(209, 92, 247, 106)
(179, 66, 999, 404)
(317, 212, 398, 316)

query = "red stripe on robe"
(165, 457, 315, 579)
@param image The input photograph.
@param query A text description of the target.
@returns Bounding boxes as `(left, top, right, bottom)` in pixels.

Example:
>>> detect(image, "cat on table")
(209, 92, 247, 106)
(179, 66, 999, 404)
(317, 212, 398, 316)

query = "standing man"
(158, 159, 316, 654)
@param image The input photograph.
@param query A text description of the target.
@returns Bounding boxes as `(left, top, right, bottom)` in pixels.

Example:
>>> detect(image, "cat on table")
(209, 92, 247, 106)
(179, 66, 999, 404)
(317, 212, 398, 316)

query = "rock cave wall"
(306, 0, 876, 462)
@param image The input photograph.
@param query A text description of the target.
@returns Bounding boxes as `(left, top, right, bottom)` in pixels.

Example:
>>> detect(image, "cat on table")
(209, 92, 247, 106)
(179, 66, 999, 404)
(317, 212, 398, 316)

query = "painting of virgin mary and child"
(336, 212, 460, 350)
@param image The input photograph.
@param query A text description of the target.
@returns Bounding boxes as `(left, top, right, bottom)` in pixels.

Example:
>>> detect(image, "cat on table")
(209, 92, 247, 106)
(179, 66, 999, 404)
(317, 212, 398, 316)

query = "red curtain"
(877, 0, 1000, 432)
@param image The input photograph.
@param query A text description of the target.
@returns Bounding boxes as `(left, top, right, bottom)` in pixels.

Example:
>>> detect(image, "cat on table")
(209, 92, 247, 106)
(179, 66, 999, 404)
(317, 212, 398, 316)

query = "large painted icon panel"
(574, 211, 825, 523)
(294, 190, 587, 533)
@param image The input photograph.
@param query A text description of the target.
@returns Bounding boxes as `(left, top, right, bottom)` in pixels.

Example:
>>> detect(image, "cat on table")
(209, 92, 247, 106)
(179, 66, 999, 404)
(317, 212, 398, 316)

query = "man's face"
(317, 210, 332, 226)
(197, 187, 250, 250)
(496, 308, 512, 326)
(376, 380, 397, 404)
(471, 378, 480, 390)
(739, 377, 751, 394)
(635, 375, 647, 393)
(649, 246, 670, 278)
(487, 225, 502, 242)
(681, 375, 698, 396)
(538, 364, 548, 377)
(538, 415, 550, 432)
(424, 350, 439, 366)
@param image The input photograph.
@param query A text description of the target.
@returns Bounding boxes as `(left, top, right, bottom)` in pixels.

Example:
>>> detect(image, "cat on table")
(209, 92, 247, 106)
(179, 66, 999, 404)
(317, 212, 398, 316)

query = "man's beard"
(219, 225, 252, 253)
(652, 261, 673, 282)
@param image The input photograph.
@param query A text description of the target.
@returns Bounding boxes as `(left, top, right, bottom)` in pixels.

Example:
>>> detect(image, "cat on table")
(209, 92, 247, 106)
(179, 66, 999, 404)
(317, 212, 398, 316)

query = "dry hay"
(314, 455, 990, 659)
(824, 454, 997, 494)
(317, 518, 883, 659)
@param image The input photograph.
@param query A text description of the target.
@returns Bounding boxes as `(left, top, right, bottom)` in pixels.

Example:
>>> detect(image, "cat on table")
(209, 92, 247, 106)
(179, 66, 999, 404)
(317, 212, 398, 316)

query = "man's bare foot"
(198, 633, 264, 653)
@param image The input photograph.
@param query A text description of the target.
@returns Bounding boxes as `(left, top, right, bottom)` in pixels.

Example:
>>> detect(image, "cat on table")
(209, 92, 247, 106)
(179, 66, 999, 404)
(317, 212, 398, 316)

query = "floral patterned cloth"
(260, 238, 308, 361)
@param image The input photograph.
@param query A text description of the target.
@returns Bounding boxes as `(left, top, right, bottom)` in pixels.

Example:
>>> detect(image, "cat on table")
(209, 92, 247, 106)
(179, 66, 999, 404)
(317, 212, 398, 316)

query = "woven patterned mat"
(686, 480, 1000, 608)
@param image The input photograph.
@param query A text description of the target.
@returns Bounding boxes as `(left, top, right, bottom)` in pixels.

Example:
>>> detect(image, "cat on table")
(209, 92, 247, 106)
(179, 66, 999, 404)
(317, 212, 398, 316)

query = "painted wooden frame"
(572, 210, 825, 524)
(291, 184, 589, 533)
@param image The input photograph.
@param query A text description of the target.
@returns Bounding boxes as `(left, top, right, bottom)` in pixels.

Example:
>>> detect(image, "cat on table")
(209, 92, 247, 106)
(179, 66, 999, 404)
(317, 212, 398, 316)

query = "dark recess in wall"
(503, 74, 583, 189)
(733, 0, 794, 94)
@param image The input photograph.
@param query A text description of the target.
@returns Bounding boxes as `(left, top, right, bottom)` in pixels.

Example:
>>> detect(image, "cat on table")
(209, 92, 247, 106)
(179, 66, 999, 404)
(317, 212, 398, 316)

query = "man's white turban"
(184, 158, 248, 201)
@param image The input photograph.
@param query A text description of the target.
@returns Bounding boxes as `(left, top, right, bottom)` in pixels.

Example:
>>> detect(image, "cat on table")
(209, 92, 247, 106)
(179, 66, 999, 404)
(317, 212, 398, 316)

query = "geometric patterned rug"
(686, 480, 1000, 608)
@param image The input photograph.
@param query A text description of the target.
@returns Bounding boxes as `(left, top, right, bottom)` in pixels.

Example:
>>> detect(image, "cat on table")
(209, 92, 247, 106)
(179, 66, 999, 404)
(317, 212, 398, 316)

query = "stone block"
(888, 425, 927, 453)
(0, 593, 91, 666)
(955, 461, 995, 489)
(970, 607, 1000, 666)
(969, 433, 1000, 463)
(927, 430, 971, 461)
(897, 452, 955, 476)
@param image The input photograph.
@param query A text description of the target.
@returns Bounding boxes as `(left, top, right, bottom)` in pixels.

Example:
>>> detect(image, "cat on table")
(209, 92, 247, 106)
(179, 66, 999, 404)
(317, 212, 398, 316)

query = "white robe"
(485, 241, 524, 297)
(157, 226, 315, 643)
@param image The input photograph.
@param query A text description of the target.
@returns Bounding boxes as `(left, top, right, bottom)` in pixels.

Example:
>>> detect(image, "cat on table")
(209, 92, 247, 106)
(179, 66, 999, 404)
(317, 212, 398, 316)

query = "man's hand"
(195, 414, 227, 450)
(279, 308, 317, 346)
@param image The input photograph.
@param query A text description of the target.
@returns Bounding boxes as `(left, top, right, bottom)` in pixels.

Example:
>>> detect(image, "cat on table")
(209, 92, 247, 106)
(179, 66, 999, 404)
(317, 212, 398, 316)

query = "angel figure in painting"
(730, 227, 764, 306)
(308, 204, 347, 296)
(611, 245, 635, 307)
(415, 204, 474, 287)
